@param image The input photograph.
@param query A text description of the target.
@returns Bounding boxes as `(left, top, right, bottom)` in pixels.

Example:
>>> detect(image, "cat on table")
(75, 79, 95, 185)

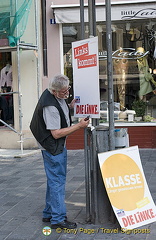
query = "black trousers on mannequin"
(0, 96, 9, 124)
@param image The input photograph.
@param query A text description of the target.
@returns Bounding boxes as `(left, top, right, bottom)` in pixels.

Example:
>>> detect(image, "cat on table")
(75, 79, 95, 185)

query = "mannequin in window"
(0, 62, 12, 93)
(0, 62, 13, 124)
(137, 47, 156, 99)
(113, 58, 128, 110)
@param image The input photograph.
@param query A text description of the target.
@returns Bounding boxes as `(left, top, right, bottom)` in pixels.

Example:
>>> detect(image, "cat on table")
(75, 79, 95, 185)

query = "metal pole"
(84, 128, 91, 221)
(80, 0, 85, 39)
(92, 0, 96, 36)
(88, 0, 93, 37)
(88, 0, 98, 127)
(88, 0, 96, 37)
(87, 0, 100, 224)
(15, 0, 23, 154)
(91, 128, 99, 224)
(80, 0, 91, 222)
(105, 0, 115, 150)
(34, 0, 40, 99)
(41, 0, 48, 79)
(17, 40, 23, 154)
(0, 119, 19, 133)
(106, 0, 116, 224)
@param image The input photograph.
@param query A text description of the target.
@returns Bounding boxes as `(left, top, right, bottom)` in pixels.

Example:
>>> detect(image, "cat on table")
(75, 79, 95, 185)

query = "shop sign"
(99, 48, 149, 60)
(121, 8, 156, 20)
(52, 3, 156, 23)
(98, 146, 156, 230)
(112, 48, 149, 59)
(72, 36, 100, 118)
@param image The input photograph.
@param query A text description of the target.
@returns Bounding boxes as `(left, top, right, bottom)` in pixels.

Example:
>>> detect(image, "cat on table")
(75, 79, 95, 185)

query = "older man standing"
(30, 74, 89, 229)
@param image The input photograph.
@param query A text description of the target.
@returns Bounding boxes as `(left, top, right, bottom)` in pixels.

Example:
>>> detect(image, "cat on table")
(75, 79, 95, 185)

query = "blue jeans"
(41, 148, 67, 224)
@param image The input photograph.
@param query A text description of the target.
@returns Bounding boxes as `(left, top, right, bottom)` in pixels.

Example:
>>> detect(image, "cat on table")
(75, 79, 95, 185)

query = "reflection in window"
(63, 20, 156, 121)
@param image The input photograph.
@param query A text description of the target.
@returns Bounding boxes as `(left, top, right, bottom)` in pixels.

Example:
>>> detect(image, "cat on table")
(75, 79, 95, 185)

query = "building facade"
(0, 0, 42, 150)
(49, 0, 156, 149)
(0, 0, 156, 149)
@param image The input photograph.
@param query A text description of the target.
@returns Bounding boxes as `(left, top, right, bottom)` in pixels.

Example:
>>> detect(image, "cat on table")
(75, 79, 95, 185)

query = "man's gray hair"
(49, 74, 69, 93)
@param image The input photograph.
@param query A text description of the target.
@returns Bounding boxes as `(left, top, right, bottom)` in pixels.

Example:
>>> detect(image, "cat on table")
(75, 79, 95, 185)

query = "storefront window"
(0, 52, 14, 127)
(63, 19, 156, 122)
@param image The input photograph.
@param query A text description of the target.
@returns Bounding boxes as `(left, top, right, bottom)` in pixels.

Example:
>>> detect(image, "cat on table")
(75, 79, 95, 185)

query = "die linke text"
(122, 209, 155, 227)
(76, 104, 99, 115)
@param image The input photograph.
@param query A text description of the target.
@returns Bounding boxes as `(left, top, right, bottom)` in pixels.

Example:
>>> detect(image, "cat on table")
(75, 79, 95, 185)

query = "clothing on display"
(0, 63, 13, 124)
(0, 64, 12, 92)
(137, 47, 156, 97)
(113, 58, 128, 110)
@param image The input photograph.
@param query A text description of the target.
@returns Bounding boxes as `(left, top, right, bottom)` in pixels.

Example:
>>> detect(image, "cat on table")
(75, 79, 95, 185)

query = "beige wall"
(42, 1, 63, 91)
(0, 0, 42, 149)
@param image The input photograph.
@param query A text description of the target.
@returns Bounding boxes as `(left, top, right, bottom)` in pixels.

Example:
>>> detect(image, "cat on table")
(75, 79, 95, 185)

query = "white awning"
(51, 1, 156, 23)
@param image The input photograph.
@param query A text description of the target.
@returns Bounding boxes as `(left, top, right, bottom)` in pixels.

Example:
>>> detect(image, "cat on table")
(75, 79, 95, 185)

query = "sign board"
(99, 48, 149, 60)
(53, 4, 156, 23)
(72, 36, 100, 118)
(98, 146, 156, 230)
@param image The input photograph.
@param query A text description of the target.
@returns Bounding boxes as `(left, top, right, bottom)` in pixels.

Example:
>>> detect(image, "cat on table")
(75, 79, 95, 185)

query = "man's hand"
(68, 99, 77, 109)
(51, 117, 90, 139)
(78, 118, 90, 128)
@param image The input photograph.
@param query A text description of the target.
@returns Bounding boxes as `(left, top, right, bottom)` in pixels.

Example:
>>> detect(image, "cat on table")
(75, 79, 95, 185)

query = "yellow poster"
(98, 146, 156, 230)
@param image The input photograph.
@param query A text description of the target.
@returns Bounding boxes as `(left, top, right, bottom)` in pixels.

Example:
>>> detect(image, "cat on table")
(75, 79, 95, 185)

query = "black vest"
(30, 89, 71, 155)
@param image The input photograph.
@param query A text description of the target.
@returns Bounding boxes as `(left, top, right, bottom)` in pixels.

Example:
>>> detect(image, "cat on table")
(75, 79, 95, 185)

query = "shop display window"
(63, 19, 156, 122)
(0, 52, 14, 127)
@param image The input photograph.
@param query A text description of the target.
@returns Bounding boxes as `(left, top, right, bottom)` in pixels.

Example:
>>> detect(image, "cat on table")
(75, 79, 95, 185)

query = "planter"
(132, 100, 146, 121)
(135, 116, 142, 121)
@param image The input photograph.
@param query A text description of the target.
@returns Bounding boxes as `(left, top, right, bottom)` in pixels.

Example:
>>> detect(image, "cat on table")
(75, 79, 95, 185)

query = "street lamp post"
(106, 0, 115, 150)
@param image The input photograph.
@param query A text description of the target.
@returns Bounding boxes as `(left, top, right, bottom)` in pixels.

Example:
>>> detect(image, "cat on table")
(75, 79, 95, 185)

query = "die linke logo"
(74, 43, 97, 69)
(121, 8, 156, 20)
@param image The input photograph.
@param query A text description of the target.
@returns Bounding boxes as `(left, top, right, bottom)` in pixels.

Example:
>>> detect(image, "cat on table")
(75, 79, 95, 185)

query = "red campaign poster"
(72, 36, 100, 118)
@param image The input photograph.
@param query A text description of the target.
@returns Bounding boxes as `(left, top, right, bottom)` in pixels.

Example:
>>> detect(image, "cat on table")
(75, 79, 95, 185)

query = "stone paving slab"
(0, 149, 40, 158)
(0, 149, 156, 240)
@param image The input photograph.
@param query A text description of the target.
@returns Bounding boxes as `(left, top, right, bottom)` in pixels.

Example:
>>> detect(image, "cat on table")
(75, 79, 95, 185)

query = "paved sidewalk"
(0, 148, 156, 240)
(0, 149, 40, 158)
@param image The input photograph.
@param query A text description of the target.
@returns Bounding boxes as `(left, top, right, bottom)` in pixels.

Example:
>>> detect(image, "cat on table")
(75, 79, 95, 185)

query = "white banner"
(98, 146, 156, 230)
(72, 36, 100, 118)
